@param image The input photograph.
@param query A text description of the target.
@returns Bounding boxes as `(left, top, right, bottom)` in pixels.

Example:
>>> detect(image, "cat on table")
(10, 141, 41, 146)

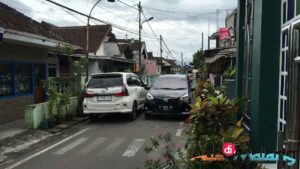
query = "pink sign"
(219, 28, 230, 41)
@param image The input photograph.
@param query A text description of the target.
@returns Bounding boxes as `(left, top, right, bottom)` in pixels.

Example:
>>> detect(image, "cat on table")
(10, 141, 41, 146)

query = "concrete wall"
(25, 97, 78, 129)
(0, 43, 48, 62)
(0, 96, 33, 124)
(144, 59, 160, 76)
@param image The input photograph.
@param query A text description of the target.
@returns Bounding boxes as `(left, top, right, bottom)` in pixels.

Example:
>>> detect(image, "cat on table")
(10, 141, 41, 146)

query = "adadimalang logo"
(191, 142, 297, 166)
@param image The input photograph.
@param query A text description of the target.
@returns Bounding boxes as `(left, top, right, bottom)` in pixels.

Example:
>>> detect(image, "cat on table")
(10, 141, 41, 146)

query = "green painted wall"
(236, 0, 245, 99)
(250, 0, 281, 151)
(297, 0, 300, 15)
(25, 97, 78, 129)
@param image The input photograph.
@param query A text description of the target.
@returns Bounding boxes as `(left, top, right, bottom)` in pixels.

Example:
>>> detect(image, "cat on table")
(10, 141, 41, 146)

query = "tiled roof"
(50, 25, 112, 53)
(117, 39, 144, 51)
(0, 2, 63, 40)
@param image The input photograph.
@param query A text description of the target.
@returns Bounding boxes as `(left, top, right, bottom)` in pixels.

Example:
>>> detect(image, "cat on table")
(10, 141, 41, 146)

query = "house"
(44, 24, 135, 74)
(204, 9, 237, 87)
(235, 1, 294, 168)
(0, 2, 81, 124)
(161, 58, 177, 74)
(143, 52, 161, 76)
(117, 39, 147, 74)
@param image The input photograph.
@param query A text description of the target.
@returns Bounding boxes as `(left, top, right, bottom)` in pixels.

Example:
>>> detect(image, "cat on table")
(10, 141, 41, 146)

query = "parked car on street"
(83, 72, 149, 121)
(144, 74, 195, 118)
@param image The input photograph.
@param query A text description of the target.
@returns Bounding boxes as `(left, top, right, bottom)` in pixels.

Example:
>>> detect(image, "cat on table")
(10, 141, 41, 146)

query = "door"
(134, 75, 147, 106)
(34, 64, 46, 103)
(127, 75, 142, 108)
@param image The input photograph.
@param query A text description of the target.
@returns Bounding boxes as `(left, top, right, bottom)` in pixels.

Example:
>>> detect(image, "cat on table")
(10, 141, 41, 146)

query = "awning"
(98, 56, 135, 64)
(3, 28, 81, 51)
(204, 47, 236, 63)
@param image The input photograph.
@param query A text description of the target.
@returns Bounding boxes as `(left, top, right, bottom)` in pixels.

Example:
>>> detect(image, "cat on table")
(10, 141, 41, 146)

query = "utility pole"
(160, 35, 163, 64)
(201, 32, 204, 50)
(181, 53, 183, 74)
(138, 1, 142, 74)
(216, 9, 219, 30)
(208, 35, 210, 49)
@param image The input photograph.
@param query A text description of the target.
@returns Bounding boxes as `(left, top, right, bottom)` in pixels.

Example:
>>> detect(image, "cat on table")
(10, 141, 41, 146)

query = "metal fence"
(142, 75, 158, 87)
(48, 77, 82, 97)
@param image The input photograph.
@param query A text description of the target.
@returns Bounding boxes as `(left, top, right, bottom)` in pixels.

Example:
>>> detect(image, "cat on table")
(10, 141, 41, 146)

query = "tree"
(193, 50, 207, 80)
(192, 50, 204, 69)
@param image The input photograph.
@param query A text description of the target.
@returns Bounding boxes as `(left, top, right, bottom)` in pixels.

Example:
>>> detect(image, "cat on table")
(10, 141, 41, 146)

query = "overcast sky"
(0, 0, 237, 64)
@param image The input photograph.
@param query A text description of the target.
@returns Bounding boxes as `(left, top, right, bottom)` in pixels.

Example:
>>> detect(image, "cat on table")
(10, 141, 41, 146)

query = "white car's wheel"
(129, 102, 137, 121)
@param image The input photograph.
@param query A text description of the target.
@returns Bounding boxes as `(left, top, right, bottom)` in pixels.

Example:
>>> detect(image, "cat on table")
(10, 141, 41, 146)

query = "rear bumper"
(83, 108, 132, 114)
(144, 98, 191, 115)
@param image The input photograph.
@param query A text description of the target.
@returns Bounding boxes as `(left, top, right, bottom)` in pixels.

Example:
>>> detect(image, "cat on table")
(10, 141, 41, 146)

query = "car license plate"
(97, 96, 112, 101)
(162, 105, 173, 110)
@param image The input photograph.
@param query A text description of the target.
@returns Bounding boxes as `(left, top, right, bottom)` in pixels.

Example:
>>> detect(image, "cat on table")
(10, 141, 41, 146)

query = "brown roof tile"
(51, 25, 111, 53)
(0, 2, 63, 40)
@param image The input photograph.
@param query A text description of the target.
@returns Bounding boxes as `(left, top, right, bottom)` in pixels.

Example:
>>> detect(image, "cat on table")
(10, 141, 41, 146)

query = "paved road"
(3, 114, 189, 169)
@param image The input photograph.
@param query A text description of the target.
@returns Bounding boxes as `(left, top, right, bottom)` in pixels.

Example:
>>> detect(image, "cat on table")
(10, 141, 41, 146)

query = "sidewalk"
(0, 119, 26, 141)
(0, 117, 89, 141)
(0, 117, 88, 166)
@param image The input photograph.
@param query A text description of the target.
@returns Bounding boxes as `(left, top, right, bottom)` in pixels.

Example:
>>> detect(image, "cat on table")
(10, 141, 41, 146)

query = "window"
(278, 30, 289, 132)
(0, 63, 13, 97)
(127, 76, 141, 86)
(153, 77, 188, 89)
(87, 74, 123, 88)
(288, 0, 295, 20)
(15, 64, 32, 94)
(48, 64, 57, 77)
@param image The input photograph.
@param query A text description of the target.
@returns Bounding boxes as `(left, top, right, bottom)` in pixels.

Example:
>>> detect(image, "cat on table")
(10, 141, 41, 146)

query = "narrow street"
(1, 114, 189, 169)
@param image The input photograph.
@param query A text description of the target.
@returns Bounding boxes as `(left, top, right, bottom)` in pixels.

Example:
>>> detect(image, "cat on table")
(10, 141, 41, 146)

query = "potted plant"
(222, 66, 236, 99)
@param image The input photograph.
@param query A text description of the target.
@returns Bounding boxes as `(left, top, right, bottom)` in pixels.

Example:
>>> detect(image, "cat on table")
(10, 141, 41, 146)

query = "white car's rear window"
(87, 74, 123, 88)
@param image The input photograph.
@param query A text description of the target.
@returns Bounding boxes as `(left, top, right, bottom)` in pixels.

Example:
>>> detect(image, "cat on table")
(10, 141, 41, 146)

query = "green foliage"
(62, 45, 74, 56)
(144, 80, 257, 169)
(223, 66, 236, 79)
(192, 50, 204, 69)
(43, 78, 61, 119)
(192, 50, 207, 80)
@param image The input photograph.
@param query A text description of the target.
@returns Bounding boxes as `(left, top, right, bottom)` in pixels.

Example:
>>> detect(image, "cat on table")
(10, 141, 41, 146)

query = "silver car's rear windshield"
(87, 74, 123, 88)
(153, 77, 188, 90)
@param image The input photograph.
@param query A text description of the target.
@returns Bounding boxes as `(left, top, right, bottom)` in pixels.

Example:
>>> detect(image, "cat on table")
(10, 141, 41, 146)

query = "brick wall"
(0, 96, 34, 124)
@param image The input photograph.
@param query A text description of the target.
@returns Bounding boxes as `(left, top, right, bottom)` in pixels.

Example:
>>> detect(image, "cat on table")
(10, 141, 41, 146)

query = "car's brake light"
(83, 92, 95, 98)
(114, 84, 129, 97)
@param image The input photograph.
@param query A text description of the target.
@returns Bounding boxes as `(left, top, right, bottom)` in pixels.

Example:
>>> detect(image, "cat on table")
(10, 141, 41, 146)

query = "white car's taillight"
(114, 83, 129, 97)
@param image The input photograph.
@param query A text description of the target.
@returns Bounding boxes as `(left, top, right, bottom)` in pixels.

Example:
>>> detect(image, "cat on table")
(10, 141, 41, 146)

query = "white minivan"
(83, 72, 149, 121)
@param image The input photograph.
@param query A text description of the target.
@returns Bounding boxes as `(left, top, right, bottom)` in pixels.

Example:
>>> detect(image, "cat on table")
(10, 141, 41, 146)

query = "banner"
(219, 28, 230, 41)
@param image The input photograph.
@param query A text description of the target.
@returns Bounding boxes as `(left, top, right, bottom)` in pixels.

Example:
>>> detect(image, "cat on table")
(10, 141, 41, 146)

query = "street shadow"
(88, 111, 144, 124)
(145, 114, 189, 122)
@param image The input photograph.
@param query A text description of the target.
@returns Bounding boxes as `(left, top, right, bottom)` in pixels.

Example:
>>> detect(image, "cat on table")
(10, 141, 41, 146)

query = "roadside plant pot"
(55, 116, 64, 125)
(65, 114, 73, 121)
(48, 118, 56, 128)
(40, 119, 49, 129)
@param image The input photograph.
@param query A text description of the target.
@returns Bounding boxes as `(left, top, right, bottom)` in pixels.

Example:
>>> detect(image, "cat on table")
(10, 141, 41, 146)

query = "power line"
(43, 0, 157, 39)
(116, 0, 138, 10)
(143, 9, 210, 37)
(141, 11, 159, 42)
(143, 6, 227, 20)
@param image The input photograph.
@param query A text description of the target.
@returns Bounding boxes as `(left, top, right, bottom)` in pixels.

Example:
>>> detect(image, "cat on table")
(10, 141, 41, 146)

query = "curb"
(44, 116, 89, 134)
